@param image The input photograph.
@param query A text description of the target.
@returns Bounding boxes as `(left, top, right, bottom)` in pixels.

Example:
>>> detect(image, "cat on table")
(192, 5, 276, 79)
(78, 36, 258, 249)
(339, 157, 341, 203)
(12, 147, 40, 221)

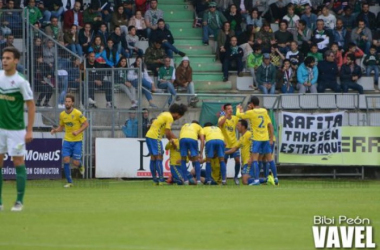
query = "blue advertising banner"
(2, 139, 62, 180)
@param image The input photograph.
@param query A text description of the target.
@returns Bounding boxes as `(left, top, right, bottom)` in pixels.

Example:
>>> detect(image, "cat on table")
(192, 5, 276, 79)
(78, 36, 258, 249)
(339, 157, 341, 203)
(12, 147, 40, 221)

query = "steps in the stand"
(168, 21, 194, 29)
(192, 63, 221, 71)
(175, 39, 204, 46)
(171, 28, 202, 37)
(193, 72, 223, 81)
(178, 47, 212, 55)
(165, 10, 193, 21)
(159, 0, 192, 4)
(160, 4, 193, 11)
(174, 55, 216, 64)
(194, 81, 232, 91)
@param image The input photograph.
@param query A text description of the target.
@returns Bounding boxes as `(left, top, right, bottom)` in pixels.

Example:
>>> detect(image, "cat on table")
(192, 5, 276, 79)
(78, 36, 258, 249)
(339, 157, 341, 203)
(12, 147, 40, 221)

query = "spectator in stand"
(282, 4, 300, 38)
(246, 8, 263, 33)
(332, 18, 348, 51)
(126, 26, 144, 57)
(311, 19, 330, 53)
(158, 56, 177, 106)
(330, 42, 343, 70)
(270, 43, 286, 68)
(364, 46, 380, 86)
(78, 22, 94, 54)
(351, 19, 372, 55)
(45, 17, 64, 44)
(63, 1, 83, 31)
(111, 5, 129, 35)
(295, 19, 312, 54)
(277, 59, 295, 93)
(91, 0, 112, 23)
(144, 0, 164, 39)
(317, 50, 341, 93)
(246, 45, 263, 89)
(224, 4, 242, 35)
(83, 4, 102, 32)
(175, 56, 199, 107)
(332, 0, 348, 17)
(237, 25, 254, 62)
(307, 43, 323, 64)
(40, 0, 64, 23)
(64, 25, 83, 57)
(296, 55, 318, 93)
(263, 0, 290, 23)
(340, 53, 363, 94)
(115, 57, 138, 108)
(109, 26, 130, 58)
(129, 11, 147, 40)
(356, 3, 376, 32)
(255, 22, 276, 53)
(193, 0, 210, 28)
(96, 23, 109, 46)
(2, 0, 22, 37)
(142, 108, 149, 137)
(341, 6, 355, 33)
(215, 0, 233, 12)
(202, 1, 227, 45)
(343, 42, 364, 64)
(152, 19, 186, 58)
(120, 0, 135, 19)
(42, 38, 55, 69)
(122, 111, 138, 138)
(252, 0, 267, 15)
(286, 40, 304, 65)
(144, 40, 166, 76)
(235, 0, 252, 20)
(318, 6, 336, 30)
(34, 54, 54, 107)
(33, 37, 43, 57)
(24, 0, 43, 28)
(301, 4, 317, 30)
(274, 20, 293, 54)
(222, 36, 243, 82)
(58, 57, 81, 108)
(290, 0, 311, 15)
(88, 35, 105, 62)
(100, 39, 120, 68)
(256, 53, 277, 94)
(217, 21, 235, 62)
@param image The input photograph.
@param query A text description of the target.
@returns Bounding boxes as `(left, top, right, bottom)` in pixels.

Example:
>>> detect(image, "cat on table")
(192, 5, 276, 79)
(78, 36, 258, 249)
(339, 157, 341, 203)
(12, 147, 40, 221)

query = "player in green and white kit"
(0, 47, 35, 212)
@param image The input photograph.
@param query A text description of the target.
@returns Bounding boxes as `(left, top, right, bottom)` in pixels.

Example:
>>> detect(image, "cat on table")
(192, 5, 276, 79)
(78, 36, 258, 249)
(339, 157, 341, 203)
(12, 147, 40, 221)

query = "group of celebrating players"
(146, 96, 279, 186)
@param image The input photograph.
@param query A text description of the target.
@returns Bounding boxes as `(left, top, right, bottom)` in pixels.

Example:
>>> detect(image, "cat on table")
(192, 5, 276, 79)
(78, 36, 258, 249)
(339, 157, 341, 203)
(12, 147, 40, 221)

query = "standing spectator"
(318, 6, 336, 30)
(144, 40, 166, 76)
(217, 22, 235, 62)
(78, 22, 94, 54)
(193, 0, 209, 28)
(202, 1, 227, 45)
(158, 56, 177, 106)
(256, 53, 277, 94)
(24, 0, 42, 27)
(122, 112, 138, 138)
(144, 0, 164, 39)
(142, 108, 149, 137)
(277, 59, 295, 93)
(255, 22, 276, 53)
(332, 18, 348, 50)
(2, 0, 22, 37)
(111, 5, 129, 35)
(356, 3, 376, 31)
(222, 36, 243, 82)
(363, 46, 380, 86)
(274, 20, 293, 54)
(152, 19, 186, 58)
(301, 4, 317, 30)
(340, 54, 363, 94)
(351, 19, 372, 55)
(311, 19, 330, 53)
(126, 26, 144, 57)
(296, 20, 312, 54)
(175, 56, 199, 107)
(224, 4, 242, 35)
(64, 25, 83, 57)
(296, 56, 318, 93)
(63, 1, 83, 31)
(129, 11, 147, 40)
(317, 50, 341, 93)
(246, 45, 263, 88)
(34, 55, 54, 107)
(330, 42, 343, 70)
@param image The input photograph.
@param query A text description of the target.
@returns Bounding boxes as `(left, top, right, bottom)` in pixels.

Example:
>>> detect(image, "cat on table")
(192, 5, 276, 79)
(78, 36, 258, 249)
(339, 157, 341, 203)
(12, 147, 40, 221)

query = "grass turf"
(0, 179, 379, 250)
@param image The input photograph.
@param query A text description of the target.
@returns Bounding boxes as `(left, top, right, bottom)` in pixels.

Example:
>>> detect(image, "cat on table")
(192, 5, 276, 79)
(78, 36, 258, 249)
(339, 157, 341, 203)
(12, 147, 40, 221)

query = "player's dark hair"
(65, 93, 75, 102)
(223, 103, 232, 110)
(239, 119, 248, 129)
(192, 120, 199, 124)
(204, 122, 213, 127)
(2, 46, 20, 59)
(169, 103, 188, 116)
(249, 96, 260, 106)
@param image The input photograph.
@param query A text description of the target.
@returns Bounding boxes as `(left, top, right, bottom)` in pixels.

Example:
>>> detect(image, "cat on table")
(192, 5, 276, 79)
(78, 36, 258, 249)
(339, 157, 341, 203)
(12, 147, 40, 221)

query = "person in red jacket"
(63, 1, 83, 31)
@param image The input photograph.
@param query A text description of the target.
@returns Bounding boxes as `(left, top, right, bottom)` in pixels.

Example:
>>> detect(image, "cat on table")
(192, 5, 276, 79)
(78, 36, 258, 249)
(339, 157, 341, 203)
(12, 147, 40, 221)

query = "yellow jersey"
(203, 126, 225, 142)
(165, 139, 184, 166)
(210, 158, 221, 184)
(146, 112, 174, 140)
(179, 123, 204, 140)
(235, 131, 252, 165)
(59, 108, 87, 142)
(236, 108, 271, 141)
(218, 116, 239, 148)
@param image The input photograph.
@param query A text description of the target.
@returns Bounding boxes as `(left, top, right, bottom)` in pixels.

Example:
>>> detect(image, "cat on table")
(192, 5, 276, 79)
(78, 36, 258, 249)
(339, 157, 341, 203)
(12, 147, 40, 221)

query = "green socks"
(16, 165, 27, 203)
(0, 168, 3, 205)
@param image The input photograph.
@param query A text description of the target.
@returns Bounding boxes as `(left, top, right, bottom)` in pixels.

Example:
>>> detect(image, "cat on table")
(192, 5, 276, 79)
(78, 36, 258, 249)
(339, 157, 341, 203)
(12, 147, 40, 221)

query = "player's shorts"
(205, 139, 225, 158)
(259, 142, 275, 155)
(251, 140, 271, 154)
(224, 148, 240, 159)
(170, 165, 184, 183)
(146, 138, 163, 156)
(0, 128, 26, 156)
(179, 138, 198, 157)
(62, 140, 83, 160)
(241, 164, 253, 176)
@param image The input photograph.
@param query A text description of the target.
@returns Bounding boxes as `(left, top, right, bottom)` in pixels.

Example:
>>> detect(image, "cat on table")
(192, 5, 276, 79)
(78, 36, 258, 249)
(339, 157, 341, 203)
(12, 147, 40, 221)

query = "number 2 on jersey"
(258, 116, 264, 128)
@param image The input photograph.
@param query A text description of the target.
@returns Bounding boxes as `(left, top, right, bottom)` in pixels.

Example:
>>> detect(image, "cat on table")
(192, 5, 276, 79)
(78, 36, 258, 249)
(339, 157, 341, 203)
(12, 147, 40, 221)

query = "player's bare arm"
(199, 134, 205, 158)
(25, 99, 35, 143)
(165, 128, 176, 140)
(72, 120, 89, 136)
(218, 115, 227, 127)
(225, 147, 238, 155)
(51, 125, 64, 134)
(268, 123, 274, 145)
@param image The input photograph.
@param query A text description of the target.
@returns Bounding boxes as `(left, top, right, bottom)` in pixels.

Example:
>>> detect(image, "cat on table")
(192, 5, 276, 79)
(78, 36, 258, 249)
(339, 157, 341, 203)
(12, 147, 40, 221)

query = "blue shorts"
(241, 164, 253, 176)
(225, 148, 240, 159)
(259, 142, 275, 155)
(170, 165, 184, 182)
(146, 138, 163, 156)
(205, 139, 225, 158)
(62, 141, 82, 160)
(180, 138, 198, 157)
(251, 140, 272, 154)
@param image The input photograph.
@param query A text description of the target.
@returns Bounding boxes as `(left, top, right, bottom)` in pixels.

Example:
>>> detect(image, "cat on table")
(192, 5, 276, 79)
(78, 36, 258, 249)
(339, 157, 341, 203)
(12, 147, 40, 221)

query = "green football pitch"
(0, 179, 379, 250)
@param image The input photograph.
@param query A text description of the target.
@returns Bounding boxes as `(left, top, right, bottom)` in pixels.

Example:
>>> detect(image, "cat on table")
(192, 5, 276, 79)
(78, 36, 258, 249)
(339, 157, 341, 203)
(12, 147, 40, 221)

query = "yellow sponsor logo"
(0, 94, 15, 101)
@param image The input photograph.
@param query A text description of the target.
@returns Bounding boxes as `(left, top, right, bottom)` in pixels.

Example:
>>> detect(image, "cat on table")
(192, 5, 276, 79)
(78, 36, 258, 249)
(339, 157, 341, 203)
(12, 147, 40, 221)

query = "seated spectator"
(128, 11, 147, 40)
(291, 0, 311, 15)
(341, 6, 355, 32)
(296, 19, 312, 54)
(126, 26, 144, 57)
(332, 0, 348, 17)
(224, 4, 242, 35)
(286, 41, 304, 66)
(252, 0, 267, 15)
(217, 22, 235, 62)
(246, 8, 263, 33)
(256, 53, 277, 94)
(0, 19, 12, 38)
(158, 56, 177, 106)
(276, 59, 295, 93)
(115, 57, 138, 108)
(152, 19, 186, 58)
(270, 43, 286, 68)
(351, 19, 372, 55)
(311, 19, 330, 53)
(24, 0, 43, 26)
(144, 0, 164, 38)
(340, 54, 363, 94)
(34, 55, 54, 107)
(100, 39, 120, 68)
(96, 23, 109, 46)
(144, 40, 166, 76)
(2, 0, 23, 37)
(296, 56, 318, 93)
(78, 22, 94, 54)
(330, 42, 343, 70)
(64, 25, 83, 57)
(274, 20, 293, 54)
(306, 43, 323, 65)
(175, 56, 199, 107)
(88, 35, 105, 61)
(263, 0, 289, 23)
(109, 26, 130, 58)
(356, 3, 376, 32)
(222, 36, 243, 82)
(282, 4, 300, 38)
(41, 0, 64, 23)
(45, 17, 64, 44)
(301, 4, 317, 30)
(33, 37, 43, 57)
(255, 22, 276, 53)
(318, 6, 336, 30)
(111, 5, 129, 35)
(237, 25, 254, 62)
(332, 18, 348, 51)
(122, 111, 138, 138)
(236, 0, 252, 20)
(317, 50, 341, 93)
(343, 42, 364, 64)
(247, 45, 263, 88)
(63, 1, 83, 31)
(83, 4, 102, 32)
(202, 1, 227, 46)
(42, 38, 55, 69)
(363, 46, 380, 86)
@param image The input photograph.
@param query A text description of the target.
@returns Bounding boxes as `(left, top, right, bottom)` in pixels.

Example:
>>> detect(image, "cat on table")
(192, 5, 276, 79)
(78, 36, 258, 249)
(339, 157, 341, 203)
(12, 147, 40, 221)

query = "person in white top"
(318, 6, 336, 30)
